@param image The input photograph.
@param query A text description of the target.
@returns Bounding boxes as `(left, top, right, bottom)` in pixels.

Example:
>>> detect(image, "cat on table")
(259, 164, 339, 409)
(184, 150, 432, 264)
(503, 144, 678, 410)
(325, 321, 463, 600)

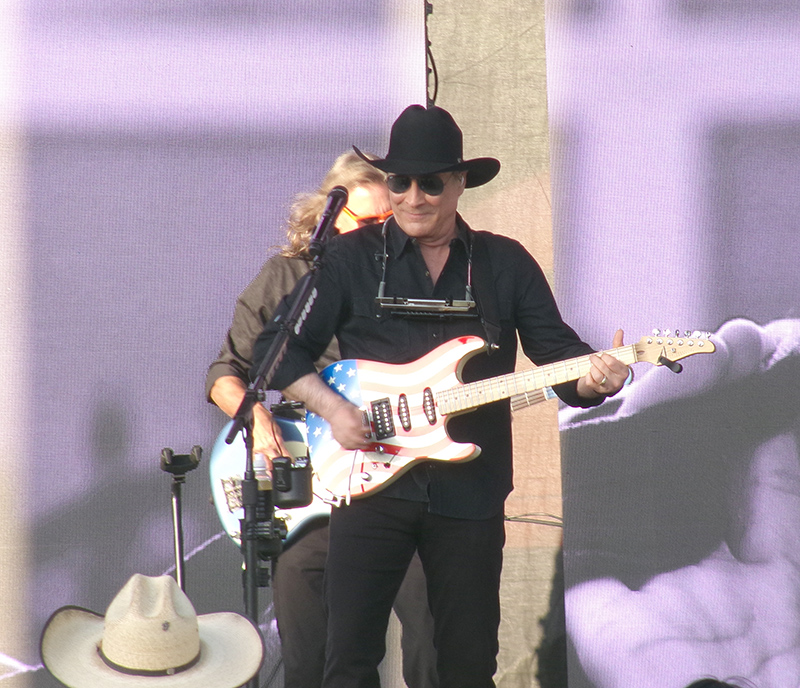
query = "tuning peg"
(652, 328, 660, 336)
(663, 329, 672, 337)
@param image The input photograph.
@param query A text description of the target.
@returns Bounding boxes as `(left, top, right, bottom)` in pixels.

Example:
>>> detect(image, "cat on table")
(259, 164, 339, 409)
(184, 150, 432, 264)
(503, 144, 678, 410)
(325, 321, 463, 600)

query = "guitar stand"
(160, 446, 202, 592)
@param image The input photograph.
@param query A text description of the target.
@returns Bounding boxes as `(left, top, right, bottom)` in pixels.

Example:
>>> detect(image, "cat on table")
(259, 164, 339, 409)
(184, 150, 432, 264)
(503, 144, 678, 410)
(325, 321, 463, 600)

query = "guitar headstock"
(634, 330, 716, 367)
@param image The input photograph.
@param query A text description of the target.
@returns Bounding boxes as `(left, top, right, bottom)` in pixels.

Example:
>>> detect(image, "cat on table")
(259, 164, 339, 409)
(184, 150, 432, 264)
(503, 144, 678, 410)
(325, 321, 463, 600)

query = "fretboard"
(436, 345, 639, 415)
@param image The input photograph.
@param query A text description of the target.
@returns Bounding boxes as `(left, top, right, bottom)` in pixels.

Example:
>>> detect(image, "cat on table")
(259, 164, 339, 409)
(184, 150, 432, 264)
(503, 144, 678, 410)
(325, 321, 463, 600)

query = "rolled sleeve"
(205, 255, 310, 399)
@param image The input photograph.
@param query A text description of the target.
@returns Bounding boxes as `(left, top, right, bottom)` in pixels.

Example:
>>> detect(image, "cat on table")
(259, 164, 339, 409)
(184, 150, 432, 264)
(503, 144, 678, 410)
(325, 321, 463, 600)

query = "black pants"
(323, 496, 505, 688)
(273, 522, 439, 688)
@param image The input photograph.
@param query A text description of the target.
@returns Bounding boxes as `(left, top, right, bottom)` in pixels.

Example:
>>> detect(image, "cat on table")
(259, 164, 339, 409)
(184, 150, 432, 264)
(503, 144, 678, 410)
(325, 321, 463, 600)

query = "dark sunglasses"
(340, 206, 393, 228)
(386, 174, 451, 196)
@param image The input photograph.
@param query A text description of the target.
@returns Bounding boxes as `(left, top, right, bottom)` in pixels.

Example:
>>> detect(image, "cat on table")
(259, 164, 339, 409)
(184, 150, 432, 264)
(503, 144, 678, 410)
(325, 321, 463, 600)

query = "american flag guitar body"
(208, 385, 554, 547)
(307, 332, 715, 502)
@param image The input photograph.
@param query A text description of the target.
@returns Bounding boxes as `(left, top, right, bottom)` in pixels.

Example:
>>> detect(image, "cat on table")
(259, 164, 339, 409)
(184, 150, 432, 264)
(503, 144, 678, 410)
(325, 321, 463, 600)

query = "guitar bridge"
(370, 398, 396, 440)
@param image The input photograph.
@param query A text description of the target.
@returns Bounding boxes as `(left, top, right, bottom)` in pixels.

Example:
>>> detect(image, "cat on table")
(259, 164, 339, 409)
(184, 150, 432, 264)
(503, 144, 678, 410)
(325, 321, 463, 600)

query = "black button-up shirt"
(253, 215, 600, 519)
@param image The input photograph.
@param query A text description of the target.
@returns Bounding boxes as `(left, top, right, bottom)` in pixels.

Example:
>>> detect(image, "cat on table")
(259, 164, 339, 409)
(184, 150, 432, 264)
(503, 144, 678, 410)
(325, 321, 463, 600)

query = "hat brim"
(40, 606, 264, 688)
(353, 146, 500, 188)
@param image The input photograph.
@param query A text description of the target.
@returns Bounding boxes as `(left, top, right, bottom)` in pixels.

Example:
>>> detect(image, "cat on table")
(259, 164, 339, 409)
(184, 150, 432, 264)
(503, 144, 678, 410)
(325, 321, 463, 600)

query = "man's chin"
(396, 215, 436, 238)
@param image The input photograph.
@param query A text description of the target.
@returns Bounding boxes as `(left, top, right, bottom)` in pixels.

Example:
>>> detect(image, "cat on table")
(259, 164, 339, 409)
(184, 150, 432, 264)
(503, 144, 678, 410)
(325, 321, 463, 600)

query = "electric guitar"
(209, 415, 332, 547)
(306, 332, 715, 502)
(209, 389, 554, 547)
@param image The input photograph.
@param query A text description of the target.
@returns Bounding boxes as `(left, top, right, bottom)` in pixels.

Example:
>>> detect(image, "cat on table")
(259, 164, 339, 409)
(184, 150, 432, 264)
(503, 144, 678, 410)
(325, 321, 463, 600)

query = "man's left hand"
(577, 329, 630, 398)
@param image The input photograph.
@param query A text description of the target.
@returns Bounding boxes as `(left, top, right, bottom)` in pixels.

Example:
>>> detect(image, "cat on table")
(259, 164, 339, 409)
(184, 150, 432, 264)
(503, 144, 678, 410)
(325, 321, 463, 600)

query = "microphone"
(308, 186, 348, 257)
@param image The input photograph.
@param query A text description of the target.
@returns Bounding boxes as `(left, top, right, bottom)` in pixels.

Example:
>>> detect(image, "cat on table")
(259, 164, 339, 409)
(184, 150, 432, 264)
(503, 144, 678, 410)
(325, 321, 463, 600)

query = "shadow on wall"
(29, 387, 265, 686)
(706, 120, 800, 325)
(535, 547, 569, 688)
(675, 0, 800, 18)
(560, 318, 800, 688)
(30, 391, 247, 659)
(561, 319, 800, 588)
(559, 118, 800, 590)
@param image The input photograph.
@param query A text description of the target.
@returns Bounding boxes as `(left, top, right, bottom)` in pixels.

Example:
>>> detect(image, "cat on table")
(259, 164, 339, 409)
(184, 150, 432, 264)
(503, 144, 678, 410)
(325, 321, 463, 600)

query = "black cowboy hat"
(354, 105, 500, 188)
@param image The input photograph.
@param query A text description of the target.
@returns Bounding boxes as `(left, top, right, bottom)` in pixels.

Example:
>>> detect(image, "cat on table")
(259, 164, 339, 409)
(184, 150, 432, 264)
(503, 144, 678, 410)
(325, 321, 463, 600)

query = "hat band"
(97, 643, 202, 677)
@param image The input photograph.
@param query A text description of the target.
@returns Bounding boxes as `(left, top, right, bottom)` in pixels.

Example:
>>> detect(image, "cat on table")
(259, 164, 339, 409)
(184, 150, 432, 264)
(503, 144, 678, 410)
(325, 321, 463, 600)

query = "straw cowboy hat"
(40, 574, 264, 688)
(354, 104, 501, 188)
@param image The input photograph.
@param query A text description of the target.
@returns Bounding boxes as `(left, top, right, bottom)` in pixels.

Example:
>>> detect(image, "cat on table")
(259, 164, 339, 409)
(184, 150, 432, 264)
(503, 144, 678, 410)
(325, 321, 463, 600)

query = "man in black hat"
(252, 104, 629, 687)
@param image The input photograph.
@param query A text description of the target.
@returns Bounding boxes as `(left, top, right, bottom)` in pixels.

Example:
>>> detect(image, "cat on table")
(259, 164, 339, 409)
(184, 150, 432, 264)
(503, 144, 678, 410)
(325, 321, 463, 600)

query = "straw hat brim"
(40, 606, 264, 688)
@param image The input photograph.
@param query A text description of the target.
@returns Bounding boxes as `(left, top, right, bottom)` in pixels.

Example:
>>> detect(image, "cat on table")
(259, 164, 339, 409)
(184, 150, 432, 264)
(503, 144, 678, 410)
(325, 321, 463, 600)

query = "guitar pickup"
(397, 394, 412, 431)
(370, 398, 396, 440)
(423, 387, 436, 425)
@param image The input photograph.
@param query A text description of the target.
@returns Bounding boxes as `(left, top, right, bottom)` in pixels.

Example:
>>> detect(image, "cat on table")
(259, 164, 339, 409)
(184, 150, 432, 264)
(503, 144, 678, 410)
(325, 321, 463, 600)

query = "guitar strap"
(468, 231, 502, 354)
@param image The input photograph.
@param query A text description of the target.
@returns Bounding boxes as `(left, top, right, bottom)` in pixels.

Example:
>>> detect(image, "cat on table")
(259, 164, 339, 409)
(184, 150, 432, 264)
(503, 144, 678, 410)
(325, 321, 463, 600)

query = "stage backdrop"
(427, 1, 564, 685)
(0, 2, 423, 686)
(546, 3, 800, 688)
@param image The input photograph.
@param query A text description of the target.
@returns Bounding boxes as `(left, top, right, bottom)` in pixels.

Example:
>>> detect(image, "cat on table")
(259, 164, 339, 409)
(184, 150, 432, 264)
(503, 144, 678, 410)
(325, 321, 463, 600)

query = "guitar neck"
(437, 344, 639, 415)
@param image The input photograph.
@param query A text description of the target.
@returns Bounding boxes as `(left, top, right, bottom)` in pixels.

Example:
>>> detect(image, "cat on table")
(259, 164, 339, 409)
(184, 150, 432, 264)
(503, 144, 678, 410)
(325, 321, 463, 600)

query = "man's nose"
(405, 180, 426, 205)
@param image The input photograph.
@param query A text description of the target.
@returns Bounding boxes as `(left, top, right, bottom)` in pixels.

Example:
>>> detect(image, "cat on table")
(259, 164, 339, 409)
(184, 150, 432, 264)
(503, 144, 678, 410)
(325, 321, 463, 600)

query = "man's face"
(388, 172, 465, 245)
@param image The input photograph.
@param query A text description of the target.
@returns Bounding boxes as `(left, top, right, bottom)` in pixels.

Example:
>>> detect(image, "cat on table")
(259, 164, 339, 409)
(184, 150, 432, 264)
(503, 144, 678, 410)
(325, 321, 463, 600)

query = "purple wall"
(7, 2, 423, 684)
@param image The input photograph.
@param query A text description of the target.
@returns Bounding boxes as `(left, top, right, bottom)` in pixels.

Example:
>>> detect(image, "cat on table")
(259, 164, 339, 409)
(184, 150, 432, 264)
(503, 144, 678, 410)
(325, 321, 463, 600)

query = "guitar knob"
(360, 472, 373, 482)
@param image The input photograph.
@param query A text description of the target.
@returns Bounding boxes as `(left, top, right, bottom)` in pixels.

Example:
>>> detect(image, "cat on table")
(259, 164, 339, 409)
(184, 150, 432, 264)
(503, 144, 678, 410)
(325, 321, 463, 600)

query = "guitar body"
(307, 335, 488, 501)
(209, 415, 331, 547)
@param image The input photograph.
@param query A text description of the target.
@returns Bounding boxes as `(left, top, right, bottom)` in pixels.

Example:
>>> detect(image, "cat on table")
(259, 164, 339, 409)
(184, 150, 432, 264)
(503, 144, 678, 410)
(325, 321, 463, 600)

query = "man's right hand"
(283, 372, 372, 452)
(326, 401, 372, 451)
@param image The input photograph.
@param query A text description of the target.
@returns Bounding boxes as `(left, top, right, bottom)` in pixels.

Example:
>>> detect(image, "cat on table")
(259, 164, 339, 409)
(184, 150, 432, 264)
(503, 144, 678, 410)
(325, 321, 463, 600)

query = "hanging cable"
(424, 1, 438, 106)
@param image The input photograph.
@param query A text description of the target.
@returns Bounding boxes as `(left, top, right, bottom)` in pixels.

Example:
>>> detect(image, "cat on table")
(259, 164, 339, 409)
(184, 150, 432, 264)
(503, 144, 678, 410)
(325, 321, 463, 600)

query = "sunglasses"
(340, 206, 393, 228)
(386, 174, 453, 197)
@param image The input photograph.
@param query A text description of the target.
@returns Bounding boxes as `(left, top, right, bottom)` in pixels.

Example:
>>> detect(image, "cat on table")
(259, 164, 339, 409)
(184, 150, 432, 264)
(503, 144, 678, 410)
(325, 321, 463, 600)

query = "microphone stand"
(225, 186, 347, 687)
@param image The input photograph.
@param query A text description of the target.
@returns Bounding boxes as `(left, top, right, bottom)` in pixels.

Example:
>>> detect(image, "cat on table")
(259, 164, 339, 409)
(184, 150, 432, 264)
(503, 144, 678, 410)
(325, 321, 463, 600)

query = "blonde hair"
(281, 152, 386, 258)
